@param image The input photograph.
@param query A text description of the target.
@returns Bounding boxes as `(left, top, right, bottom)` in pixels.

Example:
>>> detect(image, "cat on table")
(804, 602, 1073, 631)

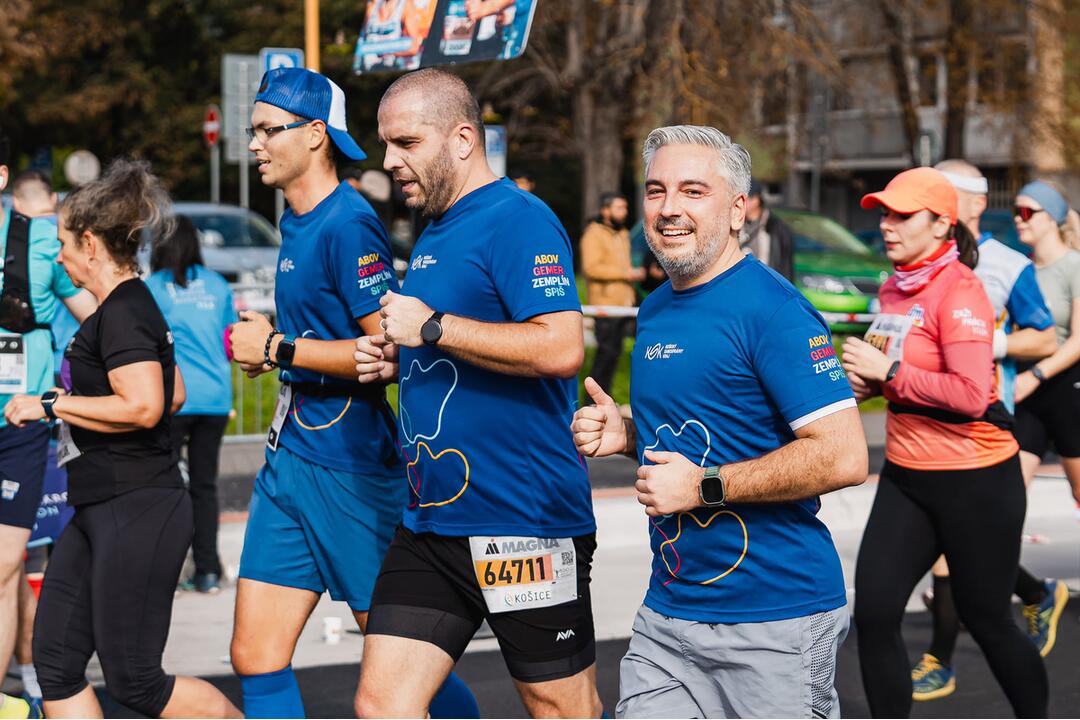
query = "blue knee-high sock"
(239, 665, 306, 719)
(429, 671, 479, 718)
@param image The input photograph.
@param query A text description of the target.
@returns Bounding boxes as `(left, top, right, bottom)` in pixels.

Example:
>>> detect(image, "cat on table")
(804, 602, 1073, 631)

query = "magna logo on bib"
(645, 342, 684, 360)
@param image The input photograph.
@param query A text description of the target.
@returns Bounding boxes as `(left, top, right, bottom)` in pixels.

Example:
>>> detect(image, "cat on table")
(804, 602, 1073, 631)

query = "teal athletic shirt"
(631, 257, 855, 623)
(0, 210, 80, 427)
(146, 265, 237, 416)
(397, 178, 595, 538)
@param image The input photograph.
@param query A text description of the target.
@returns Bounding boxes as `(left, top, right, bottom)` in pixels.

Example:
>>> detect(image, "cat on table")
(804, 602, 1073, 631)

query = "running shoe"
(0, 693, 36, 719)
(179, 572, 221, 594)
(22, 696, 42, 720)
(911, 653, 955, 701)
(1022, 578, 1069, 657)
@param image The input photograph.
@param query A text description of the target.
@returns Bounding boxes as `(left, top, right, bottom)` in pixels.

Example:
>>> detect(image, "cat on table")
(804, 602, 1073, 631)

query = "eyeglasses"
(245, 120, 312, 143)
(1013, 206, 1045, 222)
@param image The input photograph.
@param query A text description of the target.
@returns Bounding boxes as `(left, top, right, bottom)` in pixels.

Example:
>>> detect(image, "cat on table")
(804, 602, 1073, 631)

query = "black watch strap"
(422, 311, 445, 345)
(41, 391, 58, 420)
(885, 360, 901, 383)
(1031, 365, 1047, 382)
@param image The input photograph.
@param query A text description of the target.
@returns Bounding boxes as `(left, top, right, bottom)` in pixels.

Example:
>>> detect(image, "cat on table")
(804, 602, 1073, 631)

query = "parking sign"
(260, 47, 305, 75)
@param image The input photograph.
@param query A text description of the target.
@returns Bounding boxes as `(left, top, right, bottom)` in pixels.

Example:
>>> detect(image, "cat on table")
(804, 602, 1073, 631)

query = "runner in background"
(7, 158, 240, 718)
(906, 160, 1060, 700)
(147, 216, 236, 594)
(1009, 179, 1080, 647)
(0, 130, 96, 720)
(845, 167, 1048, 718)
(225, 67, 477, 718)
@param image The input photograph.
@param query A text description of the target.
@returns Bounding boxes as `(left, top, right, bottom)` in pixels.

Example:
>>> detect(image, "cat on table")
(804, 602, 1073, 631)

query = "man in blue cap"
(226, 66, 477, 719)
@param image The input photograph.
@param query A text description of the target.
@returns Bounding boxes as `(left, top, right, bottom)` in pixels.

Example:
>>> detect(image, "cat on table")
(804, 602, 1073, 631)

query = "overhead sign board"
(354, 0, 538, 74)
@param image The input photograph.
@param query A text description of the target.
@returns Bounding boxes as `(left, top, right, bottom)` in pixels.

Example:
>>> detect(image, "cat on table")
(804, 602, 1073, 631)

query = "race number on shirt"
(0, 334, 28, 395)
(864, 314, 913, 361)
(469, 535, 578, 614)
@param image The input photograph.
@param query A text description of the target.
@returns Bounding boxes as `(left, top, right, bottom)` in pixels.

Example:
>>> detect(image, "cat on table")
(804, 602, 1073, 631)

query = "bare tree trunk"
(574, 86, 624, 223)
(877, 0, 921, 162)
(943, 0, 973, 159)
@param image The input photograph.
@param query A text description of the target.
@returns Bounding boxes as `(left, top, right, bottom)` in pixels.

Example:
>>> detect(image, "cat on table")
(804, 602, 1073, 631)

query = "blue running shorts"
(239, 445, 406, 611)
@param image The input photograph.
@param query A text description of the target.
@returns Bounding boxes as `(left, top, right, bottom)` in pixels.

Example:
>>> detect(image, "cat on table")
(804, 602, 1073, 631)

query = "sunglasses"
(879, 208, 915, 222)
(1013, 206, 1045, 222)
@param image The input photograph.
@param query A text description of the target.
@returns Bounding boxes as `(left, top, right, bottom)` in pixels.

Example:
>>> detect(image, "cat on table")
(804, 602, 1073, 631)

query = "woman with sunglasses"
(842, 167, 1047, 718)
(1009, 181, 1080, 629)
(4, 159, 241, 718)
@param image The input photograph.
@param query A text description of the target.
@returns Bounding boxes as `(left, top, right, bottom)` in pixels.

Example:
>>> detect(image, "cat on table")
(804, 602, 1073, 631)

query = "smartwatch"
(699, 465, 726, 506)
(41, 390, 59, 421)
(1031, 365, 1047, 383)
(421, 311, 445, 346)
(276, 333, 297, 370)
(885, 360, 901, 383)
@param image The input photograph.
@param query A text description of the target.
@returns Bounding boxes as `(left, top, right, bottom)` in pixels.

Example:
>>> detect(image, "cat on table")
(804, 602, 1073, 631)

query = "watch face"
(421, 319, 441, 344)
(701, 476, 725, 505)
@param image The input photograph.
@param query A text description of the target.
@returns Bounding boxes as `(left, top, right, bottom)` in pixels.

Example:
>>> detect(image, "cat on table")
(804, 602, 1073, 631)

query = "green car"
(773, 208, 891, 335)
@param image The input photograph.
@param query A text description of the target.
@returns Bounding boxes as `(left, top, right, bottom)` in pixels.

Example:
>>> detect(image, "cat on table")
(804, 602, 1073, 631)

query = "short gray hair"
(642, 125, 752, 198)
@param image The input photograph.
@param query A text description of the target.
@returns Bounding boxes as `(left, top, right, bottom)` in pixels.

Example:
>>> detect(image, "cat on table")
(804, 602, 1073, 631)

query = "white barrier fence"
(224, 285, 877, 441)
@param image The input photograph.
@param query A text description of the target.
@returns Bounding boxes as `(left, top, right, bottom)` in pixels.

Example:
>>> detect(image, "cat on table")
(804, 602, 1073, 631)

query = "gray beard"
(645, 225, 726, 284)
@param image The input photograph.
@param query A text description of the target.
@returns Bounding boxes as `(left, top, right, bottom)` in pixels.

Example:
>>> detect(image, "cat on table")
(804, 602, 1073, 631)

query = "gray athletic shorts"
(617, 604, 849, 719)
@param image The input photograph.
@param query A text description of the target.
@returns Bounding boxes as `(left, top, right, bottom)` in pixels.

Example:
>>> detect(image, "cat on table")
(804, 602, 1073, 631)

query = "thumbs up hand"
(571, 377, 628, 457)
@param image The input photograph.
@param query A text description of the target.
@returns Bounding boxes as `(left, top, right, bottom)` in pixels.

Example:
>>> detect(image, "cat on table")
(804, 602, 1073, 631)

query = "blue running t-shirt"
(397, 178, 594, 537)
(631, 257, 855, 623)
(274, 182, 401, 473)
(147, 265, 237, 416)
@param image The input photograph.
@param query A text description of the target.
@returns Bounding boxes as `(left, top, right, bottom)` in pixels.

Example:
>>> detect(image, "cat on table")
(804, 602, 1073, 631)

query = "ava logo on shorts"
(644, 342, 684, 360)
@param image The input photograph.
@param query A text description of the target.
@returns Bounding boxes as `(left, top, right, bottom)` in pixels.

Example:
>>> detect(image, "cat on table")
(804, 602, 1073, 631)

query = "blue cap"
(1018, 181, 1068, 224)
(255, 67, 366, 161)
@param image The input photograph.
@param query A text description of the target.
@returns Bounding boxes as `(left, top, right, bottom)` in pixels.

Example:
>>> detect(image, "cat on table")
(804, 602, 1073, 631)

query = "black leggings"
(171, 414, 229, 576)
(853, 456, 1048, 718)
(33, 487, 192, 716)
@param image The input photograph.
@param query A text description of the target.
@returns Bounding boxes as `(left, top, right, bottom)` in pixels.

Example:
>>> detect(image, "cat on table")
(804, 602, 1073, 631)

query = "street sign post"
(222, 54, 259, 208)
(204, 104, 222, 204)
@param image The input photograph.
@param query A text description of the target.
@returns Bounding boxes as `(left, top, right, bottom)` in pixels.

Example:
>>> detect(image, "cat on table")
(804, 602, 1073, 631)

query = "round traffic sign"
(204, 104, 222, 147)
(63, 150, 101, 186)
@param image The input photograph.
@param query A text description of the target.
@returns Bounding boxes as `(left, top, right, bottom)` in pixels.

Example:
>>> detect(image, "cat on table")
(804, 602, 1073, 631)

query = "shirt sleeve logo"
(532, 254, 570, 297)
(358, 253, 393, 296)
(952, 307, 989, 336)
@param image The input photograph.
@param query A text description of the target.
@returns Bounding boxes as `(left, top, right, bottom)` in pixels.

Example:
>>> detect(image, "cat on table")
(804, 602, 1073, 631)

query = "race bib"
(266, 384, 292, 450)
(0, 334, 28, 395)
(56, 421, 82, 467)
(864, 314, 913, 362)
(469, 536, 578, 614)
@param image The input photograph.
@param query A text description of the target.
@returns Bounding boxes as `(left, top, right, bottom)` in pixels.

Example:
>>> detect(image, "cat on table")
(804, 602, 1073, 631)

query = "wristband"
(264, 331, 283, 369)
(223, 327, 234, 362)
(992, 328, 1008, 360)
(1031, 365, 1047, 383)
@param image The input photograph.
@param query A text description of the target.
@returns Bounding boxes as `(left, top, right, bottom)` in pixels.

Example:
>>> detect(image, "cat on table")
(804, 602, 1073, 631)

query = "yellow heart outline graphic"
(406, 441, 470, 508)
(657, 509, 748, 585)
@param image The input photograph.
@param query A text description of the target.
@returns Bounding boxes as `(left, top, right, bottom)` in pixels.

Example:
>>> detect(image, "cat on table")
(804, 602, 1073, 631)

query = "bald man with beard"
(354, 69, 601, 718)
